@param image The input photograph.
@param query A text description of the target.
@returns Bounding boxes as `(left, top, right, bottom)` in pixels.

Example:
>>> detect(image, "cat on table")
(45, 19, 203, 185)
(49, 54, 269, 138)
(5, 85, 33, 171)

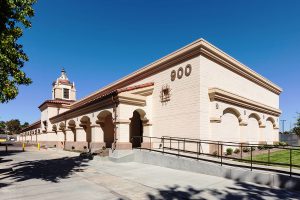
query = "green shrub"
(273, 142, 280, 147)
(234, 148, 240, 154)
(226, 148, 233, 155)
(242, 147, 250, 153)
(279, 142, 288, 146)
(257, 145, 264, 150)
(263, 144, 272, 149)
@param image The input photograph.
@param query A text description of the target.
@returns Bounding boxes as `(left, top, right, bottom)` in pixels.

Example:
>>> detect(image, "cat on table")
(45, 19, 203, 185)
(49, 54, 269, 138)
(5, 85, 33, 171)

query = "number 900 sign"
(171, 64, 192, 81)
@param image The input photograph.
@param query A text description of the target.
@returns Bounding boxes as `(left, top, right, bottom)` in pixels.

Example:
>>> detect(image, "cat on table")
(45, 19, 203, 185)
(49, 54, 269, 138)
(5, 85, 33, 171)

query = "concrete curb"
(132, 150, 300, 191)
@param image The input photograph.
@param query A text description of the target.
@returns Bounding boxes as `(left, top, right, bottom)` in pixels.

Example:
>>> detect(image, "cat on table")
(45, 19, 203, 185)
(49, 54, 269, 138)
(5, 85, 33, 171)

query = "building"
(19, 39, 282, 153)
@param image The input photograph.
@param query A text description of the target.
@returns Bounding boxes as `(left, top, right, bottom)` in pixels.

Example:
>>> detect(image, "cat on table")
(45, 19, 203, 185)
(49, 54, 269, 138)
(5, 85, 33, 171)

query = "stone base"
(57, 141, 65, 149)
(90, 142, 106, 152)
(64, 141, 88, 152)
(39, 141, 60, 148)
(115, 142, 132, 150)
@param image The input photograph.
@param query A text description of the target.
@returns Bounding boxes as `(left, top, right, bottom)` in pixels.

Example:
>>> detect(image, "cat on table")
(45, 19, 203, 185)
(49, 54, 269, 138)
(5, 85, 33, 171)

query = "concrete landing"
(1, 146, 300, 199)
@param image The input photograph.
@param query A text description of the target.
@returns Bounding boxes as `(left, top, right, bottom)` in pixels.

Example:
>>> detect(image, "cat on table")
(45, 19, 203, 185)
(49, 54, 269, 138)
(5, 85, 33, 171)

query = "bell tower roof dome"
(59, 68, 68, 80)
(52, 68, 76, 101)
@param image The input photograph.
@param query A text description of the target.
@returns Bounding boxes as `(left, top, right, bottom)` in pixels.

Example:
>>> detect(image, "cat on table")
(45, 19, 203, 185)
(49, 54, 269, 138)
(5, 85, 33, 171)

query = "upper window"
(63, 88, 69, 99)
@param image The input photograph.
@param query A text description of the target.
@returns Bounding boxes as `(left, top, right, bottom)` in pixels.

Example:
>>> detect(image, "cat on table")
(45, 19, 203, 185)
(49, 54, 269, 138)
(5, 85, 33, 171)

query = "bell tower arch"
(52, 68, 76, 101)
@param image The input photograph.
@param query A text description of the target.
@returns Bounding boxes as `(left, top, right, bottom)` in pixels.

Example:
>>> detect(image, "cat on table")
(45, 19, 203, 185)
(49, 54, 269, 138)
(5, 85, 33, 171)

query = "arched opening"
(59, 122, 67, 142)
(68, 120, 76, 142)
(80, 116, 91, 148)
(219, 108, 241, 142)
(52, 124, 57, 132)
(265, 117, 276, 144)
(97, 111, 114, 148)
(246, 114, 261, 143)
(130, 109, 146, 148)
(223, 107, 242, 123)
(266, 117, 276, 128)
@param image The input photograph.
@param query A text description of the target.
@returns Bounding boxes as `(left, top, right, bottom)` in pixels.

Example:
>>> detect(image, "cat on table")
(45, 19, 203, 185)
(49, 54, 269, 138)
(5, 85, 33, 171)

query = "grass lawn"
(245, 149, 300, 167)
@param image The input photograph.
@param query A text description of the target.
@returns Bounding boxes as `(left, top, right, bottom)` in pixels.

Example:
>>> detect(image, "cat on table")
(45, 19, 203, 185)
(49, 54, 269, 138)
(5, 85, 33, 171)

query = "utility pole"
(280, 119, 286, 133)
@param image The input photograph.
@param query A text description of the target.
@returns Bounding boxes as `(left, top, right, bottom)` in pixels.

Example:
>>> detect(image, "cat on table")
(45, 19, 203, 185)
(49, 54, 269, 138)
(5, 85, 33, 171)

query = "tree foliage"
(0, 120, 6, 134)
(0, 119, 28, 134)
(293, 113, 300, 136)
(0, 0, 37, 103)
(6, 119, 21, 135)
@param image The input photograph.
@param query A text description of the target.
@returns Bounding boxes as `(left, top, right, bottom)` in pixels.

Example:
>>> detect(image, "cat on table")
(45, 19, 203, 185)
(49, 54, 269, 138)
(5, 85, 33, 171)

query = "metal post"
(178, 140, 180, 157)
(5, 144, 7, 152)
(197, 142, 199, 160)
(250, 146, 253, 171)
(221, 144, 223, 166)
(290, 148, 292, 177)
(218, 142, 220, 157)
(199, 141, 202, 155)
(183, 138, 185, 152)
(268, 148, 270, 166)
(240, 144, 243, 160)
(170, 139, 171, 150)
(150, 137, 151, 151)
(162, 138, 164, 154)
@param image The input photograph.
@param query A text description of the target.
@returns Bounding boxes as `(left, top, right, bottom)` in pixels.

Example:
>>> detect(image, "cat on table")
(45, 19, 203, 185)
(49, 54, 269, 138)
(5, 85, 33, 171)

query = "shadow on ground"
(0, 156, 90, 186)
(146, 182, 299, 200)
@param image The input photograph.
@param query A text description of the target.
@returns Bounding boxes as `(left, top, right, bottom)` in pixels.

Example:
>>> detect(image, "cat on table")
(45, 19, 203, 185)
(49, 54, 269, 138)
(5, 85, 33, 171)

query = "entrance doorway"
(130, 110, 144, 148)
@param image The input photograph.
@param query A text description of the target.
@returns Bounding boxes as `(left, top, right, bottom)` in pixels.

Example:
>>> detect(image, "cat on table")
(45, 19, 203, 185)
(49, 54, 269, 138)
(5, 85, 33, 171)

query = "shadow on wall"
(146, 182, 299, 200)
(0, 156, 90, 186)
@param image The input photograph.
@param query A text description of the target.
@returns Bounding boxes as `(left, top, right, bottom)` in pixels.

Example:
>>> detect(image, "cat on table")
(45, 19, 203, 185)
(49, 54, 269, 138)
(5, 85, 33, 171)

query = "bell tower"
(52, 68, 76, 101)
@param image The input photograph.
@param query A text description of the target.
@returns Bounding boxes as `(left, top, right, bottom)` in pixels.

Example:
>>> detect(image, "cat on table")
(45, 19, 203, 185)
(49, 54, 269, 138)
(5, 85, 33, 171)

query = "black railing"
(131, 136, 300, 177)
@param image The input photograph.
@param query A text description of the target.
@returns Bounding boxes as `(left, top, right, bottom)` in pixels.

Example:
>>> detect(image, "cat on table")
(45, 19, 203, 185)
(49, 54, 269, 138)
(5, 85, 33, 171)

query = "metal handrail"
(131, 136, 300, 177)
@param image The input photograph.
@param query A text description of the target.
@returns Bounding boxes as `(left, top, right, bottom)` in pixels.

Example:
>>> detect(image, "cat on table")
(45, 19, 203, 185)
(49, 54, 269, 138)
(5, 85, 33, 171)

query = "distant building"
(19, 39, 282, 153)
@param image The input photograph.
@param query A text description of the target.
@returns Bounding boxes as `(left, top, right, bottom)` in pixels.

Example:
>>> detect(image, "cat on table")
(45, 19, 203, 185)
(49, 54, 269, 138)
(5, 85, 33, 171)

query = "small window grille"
(63, 88, 69, 99)
(160, 85, 171, 103)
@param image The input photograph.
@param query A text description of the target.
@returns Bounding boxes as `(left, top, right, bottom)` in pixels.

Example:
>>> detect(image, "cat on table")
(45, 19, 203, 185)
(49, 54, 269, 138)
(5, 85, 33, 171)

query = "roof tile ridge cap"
(201, 40, 282, 92)
(71, 39, 204, 107)
(21, 120, 41, 131)
(116, 82, 154, 93)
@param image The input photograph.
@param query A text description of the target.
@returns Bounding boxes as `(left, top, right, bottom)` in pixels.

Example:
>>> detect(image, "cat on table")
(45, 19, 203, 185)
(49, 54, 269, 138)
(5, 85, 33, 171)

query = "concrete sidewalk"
(0, 148, 299, 199)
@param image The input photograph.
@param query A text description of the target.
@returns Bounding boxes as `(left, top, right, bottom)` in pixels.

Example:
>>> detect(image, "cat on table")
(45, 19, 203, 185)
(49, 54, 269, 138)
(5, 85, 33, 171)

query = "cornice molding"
(209, 88, 281, 117)
(70, 39, 281, 110)
(117, 93, 146, 106)
(50, 98, 113, 124)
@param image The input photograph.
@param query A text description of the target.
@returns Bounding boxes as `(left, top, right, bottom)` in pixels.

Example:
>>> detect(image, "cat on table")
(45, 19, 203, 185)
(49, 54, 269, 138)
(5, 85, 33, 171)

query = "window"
(63, 88, 69, 99)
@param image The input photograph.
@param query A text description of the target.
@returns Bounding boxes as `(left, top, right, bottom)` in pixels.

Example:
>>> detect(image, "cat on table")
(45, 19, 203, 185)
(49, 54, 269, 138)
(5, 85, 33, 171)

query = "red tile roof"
(20, 120, 41, 132)
(38, 99, 75, 109)
(50, 82, 154, 121)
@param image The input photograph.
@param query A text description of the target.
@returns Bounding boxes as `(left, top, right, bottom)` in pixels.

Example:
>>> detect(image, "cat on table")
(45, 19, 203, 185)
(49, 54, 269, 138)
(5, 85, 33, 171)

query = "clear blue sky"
(0, 0, 299, 132)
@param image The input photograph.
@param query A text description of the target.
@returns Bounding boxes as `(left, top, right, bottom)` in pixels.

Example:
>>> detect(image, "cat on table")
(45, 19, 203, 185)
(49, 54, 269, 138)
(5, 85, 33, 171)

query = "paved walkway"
(0, 146, 299, 200)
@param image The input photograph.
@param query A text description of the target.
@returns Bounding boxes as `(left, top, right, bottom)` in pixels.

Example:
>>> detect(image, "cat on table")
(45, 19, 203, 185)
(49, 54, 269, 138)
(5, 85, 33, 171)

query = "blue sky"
(0, 0, 299, 131)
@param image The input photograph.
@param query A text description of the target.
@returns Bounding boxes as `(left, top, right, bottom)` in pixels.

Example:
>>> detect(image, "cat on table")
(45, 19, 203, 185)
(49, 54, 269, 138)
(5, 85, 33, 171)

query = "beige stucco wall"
(129, 57, 201, 140)
(200, 55, 279, 144)
(28, 42, 281, 151)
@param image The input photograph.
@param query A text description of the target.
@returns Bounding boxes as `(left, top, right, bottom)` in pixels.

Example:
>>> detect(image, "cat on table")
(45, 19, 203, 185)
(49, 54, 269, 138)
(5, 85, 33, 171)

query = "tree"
(21, 122, 29, 128)
(0, 121, 6, 134)
(293, 113, 300, 136)
(0, 0, 37, 103)
(6, 119, 21, 135)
